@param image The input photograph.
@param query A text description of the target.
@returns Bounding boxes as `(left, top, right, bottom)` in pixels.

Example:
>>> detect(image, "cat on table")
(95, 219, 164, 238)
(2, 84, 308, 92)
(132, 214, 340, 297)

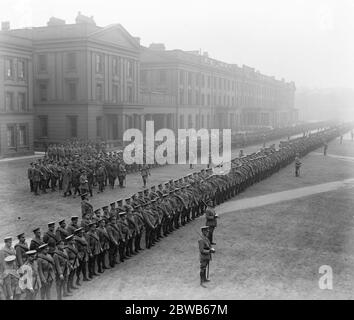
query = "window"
(67, 52, 76, 70)
(39, 116, 48, 137)
(96, 117, 102, 137)
(39, 83, 48, 101)
(18, 93, 26, 111)
(179, 89, 184, 105)
(207, 76, 211, 88)
(187, 89, 192, 104)
(112, 84, 119, 103)
(213, 77, 216, 89)
(67, 116, 78, 138)
(219, 78, 222, 90)
(188, 72, 192, 86)
(38, 54, 47, 72)
(5, 58, 14, 78)
(68, 82, 77, 101)
(113, 57, 119, 76)
(96, 54, 103, 73)
(7, 125, 16, 148)
(201, 75, 205, 87)
(127, 86, 133, 103)
(5, 92, 14, 111)
(201, 94, 205, 106)
(128, 60, 134, 78)
(207, 94, 210, 106)
(18, 60, 25, 80)
(96, 84, 103, 102)
(196, 92, 199, 105)
(188, 114, 193, 128)
(179, 70, 184, 85)
(141, 70, 147, 83)
(232, 97, 235, 106)
(179, 115, 184, 128)
(196, 74, 200, 86)
(19, 125, 28, 146)
(159, 70, 166, 84)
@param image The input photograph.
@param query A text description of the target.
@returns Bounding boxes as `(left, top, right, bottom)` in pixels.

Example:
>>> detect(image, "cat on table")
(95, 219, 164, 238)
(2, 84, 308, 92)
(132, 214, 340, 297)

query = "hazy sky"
(1, 0, 354, 90)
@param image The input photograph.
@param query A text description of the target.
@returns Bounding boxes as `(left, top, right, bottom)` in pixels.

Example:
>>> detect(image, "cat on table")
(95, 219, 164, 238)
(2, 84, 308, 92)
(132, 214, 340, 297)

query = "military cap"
(4, 255, 16, 263)
(48, 221, 56, 226)
(17, 233, 25, 239)
(158, 183, 163, 187)
(74, 227, 83, 233)
(94, 209, 101, 214)
(88, 222, 97, 227)
(37, 243, 48, 251)
(102, 206, 109, 210)
(169, 179, 173, 182)
(4, 236, 12, 242)
(119, 212, 127, 216)
(26, 250, 37, 256)
(151, 185, 156, 189)
(164, 182, 169, 186)
(71, 216, 79, 221)
(117, 200, 123, 204)
(138, 190, 144, 194)
(65, 235, 74, 241)
(110, 202, 116, 207)
(201, 226, 209, 231)
(32, 227, 40, 233)
(58, 219, 65, 224)
(125, 198, 131, 202)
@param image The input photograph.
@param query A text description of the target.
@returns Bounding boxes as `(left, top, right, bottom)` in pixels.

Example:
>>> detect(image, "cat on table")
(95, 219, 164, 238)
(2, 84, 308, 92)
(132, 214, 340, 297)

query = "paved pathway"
(217, 178, 354, 216)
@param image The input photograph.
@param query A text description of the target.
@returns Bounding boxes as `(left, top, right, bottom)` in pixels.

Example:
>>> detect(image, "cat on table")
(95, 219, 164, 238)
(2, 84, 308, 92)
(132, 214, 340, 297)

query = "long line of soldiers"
(2, 123, 351, 299)
(232, 121, 335, 148)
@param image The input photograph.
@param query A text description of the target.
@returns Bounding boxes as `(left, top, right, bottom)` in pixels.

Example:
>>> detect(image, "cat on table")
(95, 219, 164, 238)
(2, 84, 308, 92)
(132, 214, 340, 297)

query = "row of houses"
(0, 13, 297, 158)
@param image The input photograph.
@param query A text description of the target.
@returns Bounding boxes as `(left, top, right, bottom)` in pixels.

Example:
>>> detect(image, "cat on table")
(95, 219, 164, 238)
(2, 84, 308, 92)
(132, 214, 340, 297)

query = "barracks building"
(0, 13, 297, 158)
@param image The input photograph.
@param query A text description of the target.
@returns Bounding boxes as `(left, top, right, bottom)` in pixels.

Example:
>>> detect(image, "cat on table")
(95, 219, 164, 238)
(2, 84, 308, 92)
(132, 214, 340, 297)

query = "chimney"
(47, 17, 66, 26)
(1, 21, 10, 31)
(149, 43, 165, 51)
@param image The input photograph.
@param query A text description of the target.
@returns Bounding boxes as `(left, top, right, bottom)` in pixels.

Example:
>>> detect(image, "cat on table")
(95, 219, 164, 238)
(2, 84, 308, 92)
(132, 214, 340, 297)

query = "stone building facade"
(0, 28, 34, 158)
(0, 14, 297, 157)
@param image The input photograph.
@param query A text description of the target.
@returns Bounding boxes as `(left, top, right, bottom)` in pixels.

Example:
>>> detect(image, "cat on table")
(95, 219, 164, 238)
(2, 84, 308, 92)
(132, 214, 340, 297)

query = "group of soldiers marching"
(1, 123, 351, 299)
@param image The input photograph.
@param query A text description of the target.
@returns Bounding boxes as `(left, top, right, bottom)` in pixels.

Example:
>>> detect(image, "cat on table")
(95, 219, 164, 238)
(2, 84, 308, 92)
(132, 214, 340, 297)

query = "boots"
(200, 271, 206, 287)
(70, 274, 79, 290)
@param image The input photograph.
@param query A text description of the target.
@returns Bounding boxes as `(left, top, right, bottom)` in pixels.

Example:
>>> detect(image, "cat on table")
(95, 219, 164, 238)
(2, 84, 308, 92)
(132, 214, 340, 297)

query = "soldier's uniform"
(56, 219, 70, 241)
(14, 233, 29, 267)
(30, 227, 44, 251)
(96, 219, 110, 272)
(106, 216, 121, 267)
(87, 222, 101, 278)
(43, 222, 59, 256)
(37, 243, 55, 300)
(205, 202, 218, 245)
(53, 241, 71, 300)
(74, 227, 91, 283)
(65, 235, 79, 293)
(66, 216, 80, 235)
(198, 226, 214, 287)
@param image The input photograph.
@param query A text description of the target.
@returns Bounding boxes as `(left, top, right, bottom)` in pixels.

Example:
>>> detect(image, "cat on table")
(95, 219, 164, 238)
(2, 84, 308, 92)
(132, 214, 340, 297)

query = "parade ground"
(1, 134, 354, 299)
